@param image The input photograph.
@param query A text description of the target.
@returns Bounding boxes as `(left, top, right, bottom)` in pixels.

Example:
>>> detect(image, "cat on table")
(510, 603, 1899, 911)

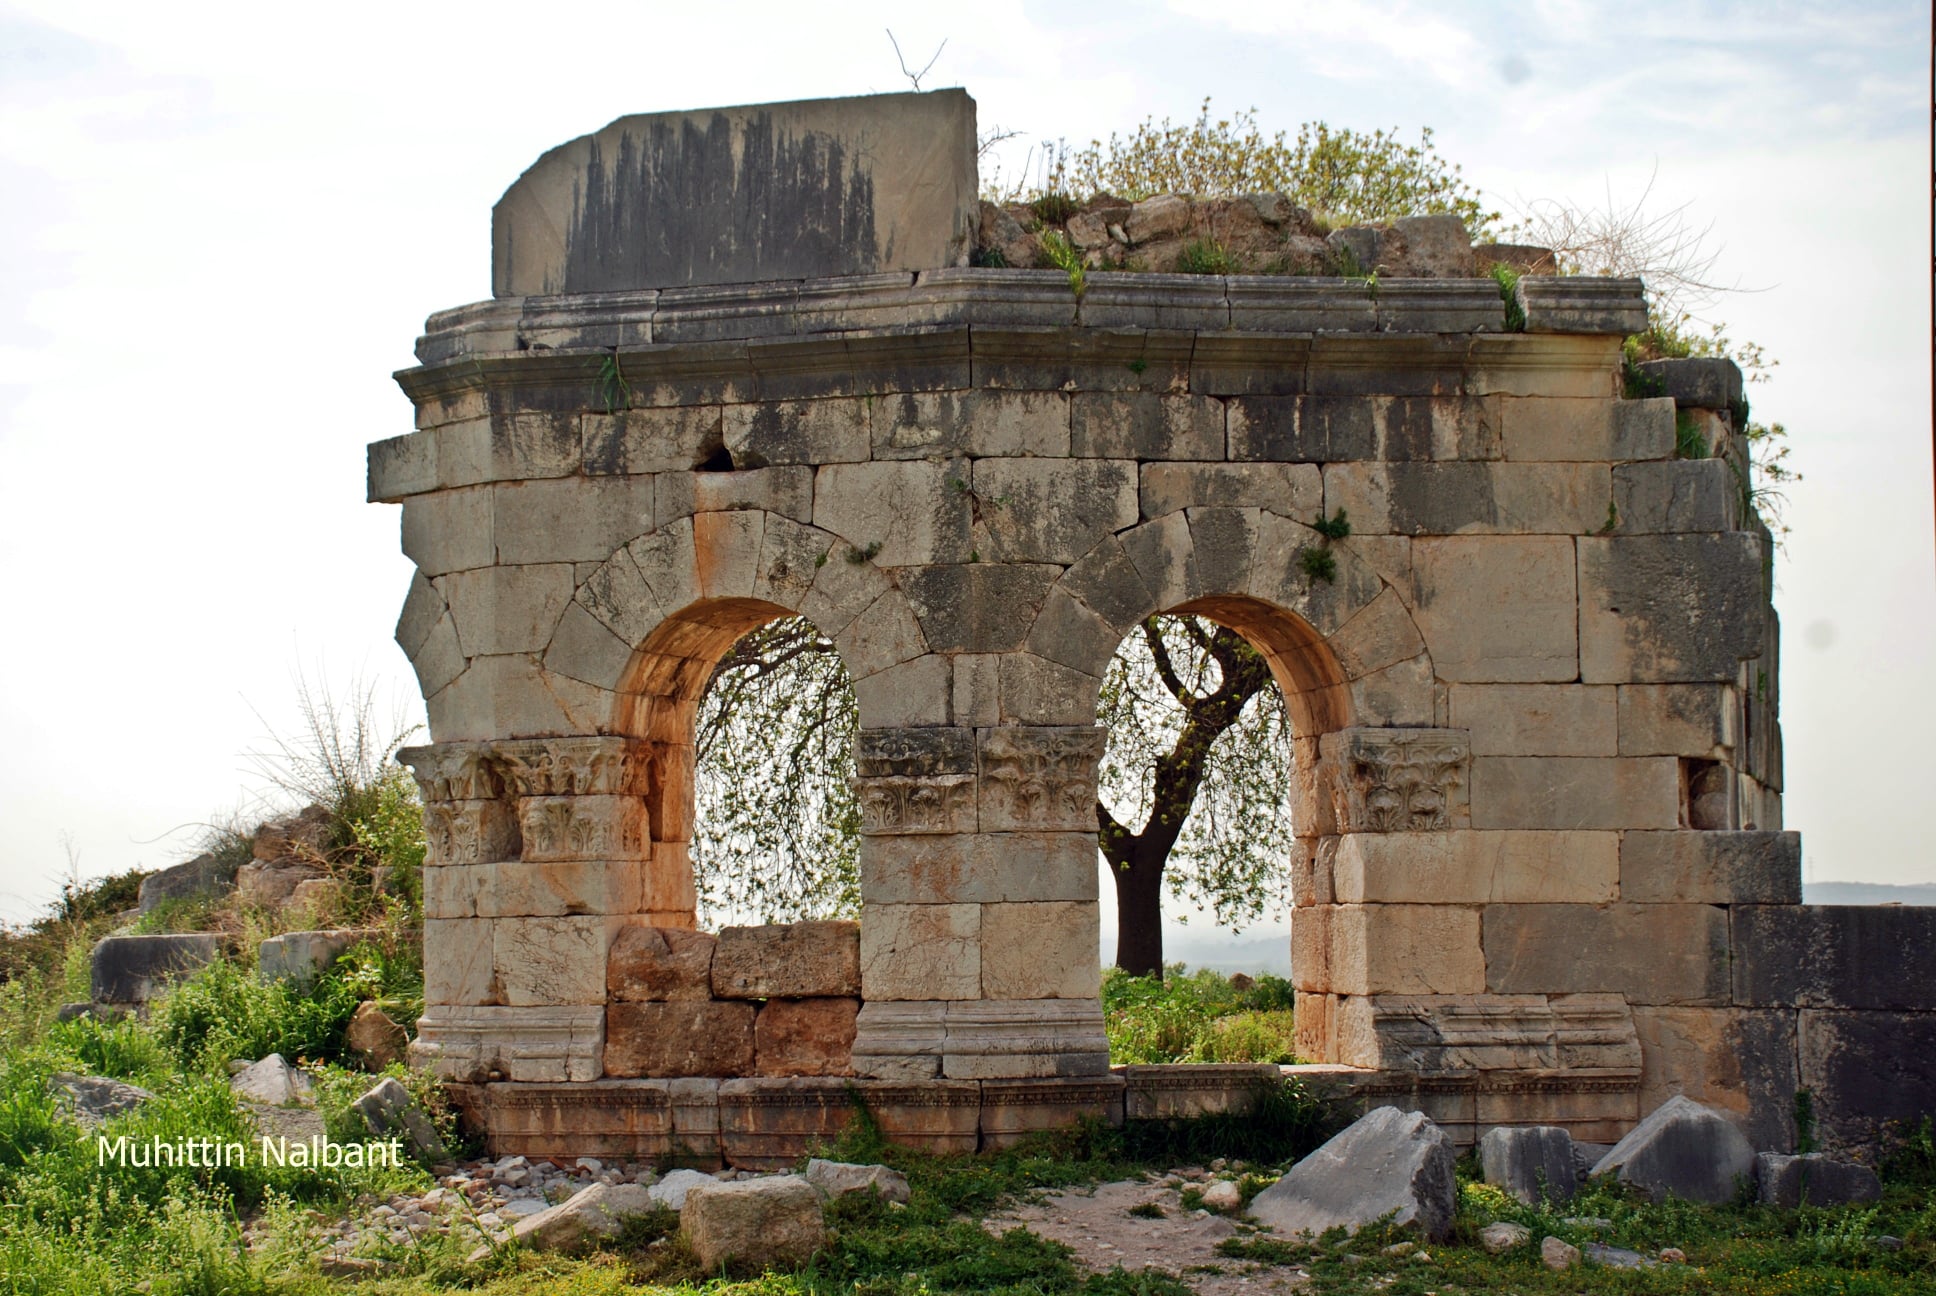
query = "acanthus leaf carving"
(1330, 727, 1470, 833)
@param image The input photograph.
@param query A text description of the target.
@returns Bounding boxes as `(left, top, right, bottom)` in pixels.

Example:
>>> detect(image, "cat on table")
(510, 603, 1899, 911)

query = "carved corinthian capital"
(1325, 727, 1471, 833)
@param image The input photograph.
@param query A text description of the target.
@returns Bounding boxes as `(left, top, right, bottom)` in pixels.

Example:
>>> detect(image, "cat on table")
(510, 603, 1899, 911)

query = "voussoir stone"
(608, 925, 718, 1001)
(712, 921, 860, 999)
(1589, 1095, 1755, 1204)
(1246, 1106, 1456, 1242)
(682, 1175, 829, 1272)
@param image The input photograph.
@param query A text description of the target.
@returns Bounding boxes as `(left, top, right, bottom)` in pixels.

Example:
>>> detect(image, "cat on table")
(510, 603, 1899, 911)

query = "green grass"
(1101, 965, 1298, 1065)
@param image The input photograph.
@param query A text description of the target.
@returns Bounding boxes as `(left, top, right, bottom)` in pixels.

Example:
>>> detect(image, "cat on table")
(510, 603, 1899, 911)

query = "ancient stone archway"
(372, 90, 1877, 1161)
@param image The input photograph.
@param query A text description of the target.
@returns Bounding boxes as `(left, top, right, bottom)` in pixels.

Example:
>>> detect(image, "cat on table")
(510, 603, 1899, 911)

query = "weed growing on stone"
(1176, 238, 1236, 275)
(1039, 229, 1087, 299)
(1488, 261, 1526, 332)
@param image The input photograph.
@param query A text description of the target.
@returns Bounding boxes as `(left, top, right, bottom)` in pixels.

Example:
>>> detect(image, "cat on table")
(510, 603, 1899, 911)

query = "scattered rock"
(258, 929, 373, 987)
(1326, 226, 1381, 274)
(803, 1159, 910, 1204)
(1198, 1180, 1243, 1213)
(647, 1167, 719, 1211)
(253, 805, 334, 863)
(231, 1054, 316, 1107)
(1563, 1216, 1613, 1231)
(681, 1175, 828, 1272)
(1380, 214, 1474, 277)
(1586, 1242, 1658, 1269)
(236, 862, 327, 910)
(1660, 1247, 1687, 1263)
(286, 877, 338, 916)
(1755, 1152, 1883, 1208)
(56, 1002, 99, 1023)
(352, 1077, 447, 1162)
(137, 852, 236, 915)
(508, 1183, 657, 1254)
(1876, 1236, 1904, 1252)
(1541, 1236, 1580, 1271)
(1246, 1106, 1456, 1243)
(49, 1073, 153, 1125)
(90, 933, 222, 1005)
(346, 1001, 409, 1071)
(1124, 195, 1192, 246)
(1480, 1125, 1580, 1205)
(1479, 1221, 1531, 1253)
(1590, 1095, 1756, 1205)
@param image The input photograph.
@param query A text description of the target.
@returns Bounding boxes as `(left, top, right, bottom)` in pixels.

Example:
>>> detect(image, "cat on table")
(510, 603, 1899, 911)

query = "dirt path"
(985, 1176, 1307, 1294)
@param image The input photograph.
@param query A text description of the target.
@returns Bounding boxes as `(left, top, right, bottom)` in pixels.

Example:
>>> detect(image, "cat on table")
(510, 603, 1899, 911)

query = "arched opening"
(1093, 595, 1350, 1064)
(611, 598, 859, 929)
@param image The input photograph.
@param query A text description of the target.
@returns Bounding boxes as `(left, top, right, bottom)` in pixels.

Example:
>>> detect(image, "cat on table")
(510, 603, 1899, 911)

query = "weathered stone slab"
(1799, 1010, 1936, 1151)
(1732, 905, 1936, 1009)
(1612, 460, 1740, 534)
(1514, 277, 1648, 334)
(607, 926, 717, 1002)
(512, 1181, 657, 1255)
(711, 921, 860, 999)
(605, 1001, 756, 1077)
(1633, 358, 1744, 411)
(1577, 534, 1766, 683)
(91, 934, 222, 1005)
(1320, 904, 1485, 996)
(813, 460, 971, 566)
(682, 1176, 828, 1271)
(1229, 395, 1378, 462)
(726, 398, 870, 468)
(50, 1072, 153, 1126)
(1332, 831, 1618, 905)
(1138, 461, 1322, 521)
(1331, 992, 1640, 1074)
(1589, 1094, 1754, 1204)
(1119, 1064, 1281, 1120)
(494, 915, 627, 1006)
(353, 1076, 449, 1162)
(804, 1158, 911, 1203)
(980, 901, 1100, 1000)
(482, 1080, 673, 1159)
(1618, 683, 1735, 756)
(413, 1004, 606, 1084)
(258, 929, 376, 988)
(138, 853, 237, 915)
(1484, 903, 1729, 1005)
(754, 998, 859, 1077)
(1499, 396, 1673, 462)
(1469, 756, 1679, 831)
(858, 904, 979, 1000)
(1248, 1106, 1456, 1241)
(969, 458, 1138, 564)
(941, 998, 1112, 1079)
(1449, 685, 1617, 757)
(1621, 832, 1800, 904)
(1481, 1125, 1579, 1204)
(1756, 1153, 1882, 1208)
(717, 1076, 980, 1166)
(494, 91, 976, 296)
(1071, 392, 1224, 461)
(901, 563, 1057, 653)
(1411, 536, 1578, 682)
(859, 832, 1097, 904)
(980, 1075, 1126, 1148)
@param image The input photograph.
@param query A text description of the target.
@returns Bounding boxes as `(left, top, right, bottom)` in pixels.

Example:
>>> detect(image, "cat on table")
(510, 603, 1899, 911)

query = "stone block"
(1514, 276, 1648, 334)
(1229, 395, 1377, 462)
(401, 487, 494, 576)
(1800, 1010, 1936, 1151)
(1333, 831, 1618, 905)
(1060, 536, 1156, 633)
(718, 1076, 981, 1166)
(1629, 1005, 1766, 1128)
(970, 458, 1138, 564)
(605, 1001, 757, 1077)
(1499, 396, 1674, 462)
(1612, 460, 1740, 534)
(1577, 534, 1766, 684)
(608, 926, 716, 1002)
(494, 916, 624, 1006)
(1633, 358, 1744, 411)
(681, 465, 816, 524)
(368, 431, 436, 502)
(1481, 1125, 1579, 1204)
(853, 654, 952, 729)
(1328, 461, 1611, 538)
(541, 602, 636, 690)
(394, 569, 447, 657)
(726, 398, 871, 467)
(1139, 461, 1322, 521)
(940, 998, 1111, 1079)
(1589, 1094, 1755, 1204)
(858, 904, 979, 1000)
(491, 476, 655, 566)
(423, 918, 496, 1005)
(1411, 537, 1577, 682)
(854, 726, 977, 777)
(583, 406, 726, 474)
(997, 653, 1101, 727)
(1732, 905, 1936, 1009)
(258, 929, 374, 988)
(1375, 395, 1501, 462)
(1119, 1064, 1282, 1119)
(859, 832, 1098, 905)
(901, 562, 1057, 653)
(90, 934, 223, 1005)
(834, 587, 929, 680)
(1469, 757, 1679, 830)
(1757, 1153, 1882, 1208)
(1483, 903, 1729, 1004)
(493, 90, 977, 295)
(1327, 589, 1427, 681)
(441, 564, 576, 657)
(482, 1080, 673, 1160)
(1247, 1106, 1457, 1241)
(979, 1076, 1126, 1149)
(1323, 904, 1485, 996)
(812, 461, 970, 567)
(1349, 654, 1436, 727)
(1024, 586, 1122, 675)
(516, 794, 649, 863)
(1620, 832, 1800, 904)
(872, 390, 1069, 460)
(431, 412, 583, 488)
(979, 900, 1100, 999)
(1186, 505, 1259, 594)
(138, 853, 236, 916)
(681, 1175, 828, 1271)
(977, 726, 1104, 833)
(412, 1003, 605, 1083)
(1124, 194, 1191, 243)
(712, 921, 861, 999)
(754, 998, 859, 1077)
(1071, 393, 1224, 461)
(804, 1157, 910, 1203)
(952, 654, 1000, 726)
(1617, 684, 1735, 757)
(1449, 685, 1617, 757)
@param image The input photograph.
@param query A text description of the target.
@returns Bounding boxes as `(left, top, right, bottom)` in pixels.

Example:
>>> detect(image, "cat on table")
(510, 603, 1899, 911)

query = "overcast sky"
(1, 0, 1928, 934)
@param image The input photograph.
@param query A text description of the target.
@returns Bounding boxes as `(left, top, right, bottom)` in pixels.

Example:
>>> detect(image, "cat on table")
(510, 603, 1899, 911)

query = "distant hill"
(1803, 881, 1936, 906)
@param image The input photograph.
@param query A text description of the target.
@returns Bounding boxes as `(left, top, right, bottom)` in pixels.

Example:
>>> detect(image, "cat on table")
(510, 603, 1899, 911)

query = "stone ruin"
(369, 89, 1936, 1163)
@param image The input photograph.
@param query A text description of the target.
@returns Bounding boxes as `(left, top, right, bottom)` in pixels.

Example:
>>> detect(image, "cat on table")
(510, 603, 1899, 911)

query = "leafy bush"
(1102, 965, 1297, 1064)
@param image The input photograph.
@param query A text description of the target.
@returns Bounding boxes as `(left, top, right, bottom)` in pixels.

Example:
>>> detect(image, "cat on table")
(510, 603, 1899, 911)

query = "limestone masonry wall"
(371, 90, 1934, 1160)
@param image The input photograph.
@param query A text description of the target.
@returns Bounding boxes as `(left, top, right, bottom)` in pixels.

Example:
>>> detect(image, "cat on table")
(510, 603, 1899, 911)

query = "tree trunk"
(1110, 846, 1167, 978)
